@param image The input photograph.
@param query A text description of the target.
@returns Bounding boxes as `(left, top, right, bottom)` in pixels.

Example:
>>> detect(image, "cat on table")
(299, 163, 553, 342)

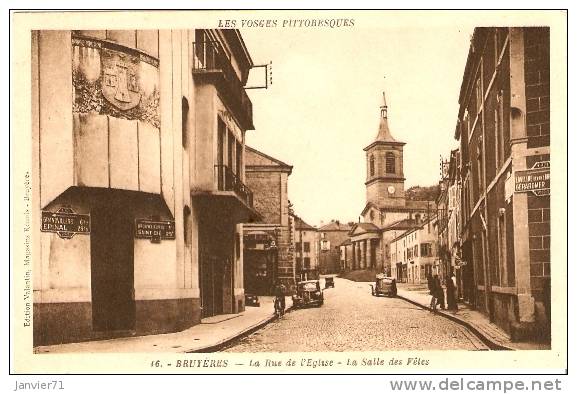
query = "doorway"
(90, 201, 135, 332)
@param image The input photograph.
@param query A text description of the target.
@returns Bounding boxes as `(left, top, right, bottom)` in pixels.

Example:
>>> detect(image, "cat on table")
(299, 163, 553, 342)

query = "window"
(420, 243, 432, 257)
(182, 97, 189, 148)
(217, 118, 226, 167)
(296, 242, 301, 252)
(304, 242, 310, 252)
(495, 90, 505, 169)
(414, 245, 419, 257)
(304, 257, 311, 269)
(370, 210, 375, 222)
(475, 73, 483, 113)
(183, 205, 191, 244)
(477, 139, 484, 189)
(497, 211, 507, 286)
(386, 152, 395, 174)
(236, 141, 243, 179)
(369, 155, 375, 176)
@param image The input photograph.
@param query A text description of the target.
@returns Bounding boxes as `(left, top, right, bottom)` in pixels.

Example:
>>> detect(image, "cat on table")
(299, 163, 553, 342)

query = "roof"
(318, 221, 353, 232)
(364, 91, 405, 150)
(360, 200, 434, 216)
(245, 146, 293, 173)
(294, 215, 316, 231)
(349, 222, 381, 235)
(339, 239, 353, 247)
(383, 218, 421, 231)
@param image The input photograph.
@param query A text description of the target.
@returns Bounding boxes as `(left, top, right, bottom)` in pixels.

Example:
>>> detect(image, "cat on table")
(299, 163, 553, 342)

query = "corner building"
(455, 27, 550, 340)
(32, 29, 259, 345)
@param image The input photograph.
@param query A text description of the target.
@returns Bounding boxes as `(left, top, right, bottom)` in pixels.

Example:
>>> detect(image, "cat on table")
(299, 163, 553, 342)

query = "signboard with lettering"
(135, 219, 175, 243)
(41, 207, 90, 239)
(514, 161, 550, 196)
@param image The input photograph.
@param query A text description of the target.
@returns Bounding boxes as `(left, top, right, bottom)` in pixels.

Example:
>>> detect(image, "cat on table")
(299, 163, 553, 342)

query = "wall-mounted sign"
(41, 207, 90, 239)
(135, 219, 175, 243)
(514, 161, 550, 196)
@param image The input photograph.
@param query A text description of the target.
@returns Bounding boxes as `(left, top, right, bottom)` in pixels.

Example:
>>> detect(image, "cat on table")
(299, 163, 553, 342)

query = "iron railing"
(192, 40, 253, 129)
(214, 165, 254, 208)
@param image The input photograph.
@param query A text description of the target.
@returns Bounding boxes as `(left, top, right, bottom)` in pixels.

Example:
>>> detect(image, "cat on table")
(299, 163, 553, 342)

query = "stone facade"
(454, 27, 550, 341)
(243, 146, 295, 293)
(32, 29, 258, 346)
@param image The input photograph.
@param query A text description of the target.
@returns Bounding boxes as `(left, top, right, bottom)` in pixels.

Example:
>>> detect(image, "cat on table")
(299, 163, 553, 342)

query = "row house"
(294, 215, 320, 281)
(32, 29, 260, 346)
(243, 146, 294, 295)
(389, 218, 437, 284)
(454, 27, 550, 341)
(318, 220, 352, 274)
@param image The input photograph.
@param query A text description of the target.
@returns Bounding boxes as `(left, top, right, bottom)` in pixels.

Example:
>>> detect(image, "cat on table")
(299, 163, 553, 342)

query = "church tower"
(364, 92, 406, 208)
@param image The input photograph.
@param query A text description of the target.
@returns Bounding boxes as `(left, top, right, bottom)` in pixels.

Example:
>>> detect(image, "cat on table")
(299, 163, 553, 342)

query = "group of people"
(427, 272, 458, 313)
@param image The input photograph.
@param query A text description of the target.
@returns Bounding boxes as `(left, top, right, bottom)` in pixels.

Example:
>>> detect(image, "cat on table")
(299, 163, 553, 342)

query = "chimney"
(336, 220, 340, 226)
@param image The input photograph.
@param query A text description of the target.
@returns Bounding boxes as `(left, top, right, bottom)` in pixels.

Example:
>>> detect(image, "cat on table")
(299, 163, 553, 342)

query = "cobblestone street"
(224, 278, 488, 352)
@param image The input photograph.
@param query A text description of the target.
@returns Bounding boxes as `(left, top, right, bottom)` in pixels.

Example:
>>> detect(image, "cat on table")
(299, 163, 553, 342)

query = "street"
(224, 278, 489, 352)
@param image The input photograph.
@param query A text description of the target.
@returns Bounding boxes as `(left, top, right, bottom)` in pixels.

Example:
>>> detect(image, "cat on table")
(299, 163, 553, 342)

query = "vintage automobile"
(244, 293, 260, 307)
(292, 280, 324, 308)
(370, 274, 397, 297)
(324, 276, 335, 289)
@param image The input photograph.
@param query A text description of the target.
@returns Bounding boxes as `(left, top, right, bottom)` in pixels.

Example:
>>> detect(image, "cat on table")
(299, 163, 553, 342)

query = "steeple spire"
(374, 90, 398, 143)
(380, 91, 388, 118)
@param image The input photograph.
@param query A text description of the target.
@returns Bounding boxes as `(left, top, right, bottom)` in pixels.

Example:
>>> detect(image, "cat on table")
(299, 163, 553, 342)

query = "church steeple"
(363, 89, 406, 209)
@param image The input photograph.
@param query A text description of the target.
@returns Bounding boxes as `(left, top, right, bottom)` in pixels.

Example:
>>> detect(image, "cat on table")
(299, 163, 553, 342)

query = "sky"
(241, 25, 473, 227)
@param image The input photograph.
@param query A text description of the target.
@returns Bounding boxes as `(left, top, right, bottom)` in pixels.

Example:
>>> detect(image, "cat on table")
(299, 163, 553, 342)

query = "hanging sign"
(41, 207, 90, 239)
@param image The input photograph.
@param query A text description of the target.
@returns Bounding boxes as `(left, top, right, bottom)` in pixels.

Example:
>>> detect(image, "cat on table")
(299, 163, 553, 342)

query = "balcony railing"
(214, 165, 254, 208)
(192, 40, 254, 130)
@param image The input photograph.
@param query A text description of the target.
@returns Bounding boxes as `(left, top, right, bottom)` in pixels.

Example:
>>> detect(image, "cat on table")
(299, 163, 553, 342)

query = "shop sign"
(514, 161, 550, 196)
(41, 207, 90, 239)
(135, 219, 175, 243)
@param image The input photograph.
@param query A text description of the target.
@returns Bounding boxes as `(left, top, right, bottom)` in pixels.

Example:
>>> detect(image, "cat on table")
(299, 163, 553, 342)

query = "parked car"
(244, 293, 260, 307)
(292, 280, 324, 308)
(370, 274, 397, 297)
(324, 276, 335, 289)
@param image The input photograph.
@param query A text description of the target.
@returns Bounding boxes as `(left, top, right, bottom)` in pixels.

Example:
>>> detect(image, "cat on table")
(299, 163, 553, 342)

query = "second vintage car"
(370, 274, 397, 297)
(292, 280, 324, 308)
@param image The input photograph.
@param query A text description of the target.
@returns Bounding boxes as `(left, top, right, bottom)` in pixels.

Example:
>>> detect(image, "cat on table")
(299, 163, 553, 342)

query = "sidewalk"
(33, 296, 291, 354)
(396, 284, 550, 350)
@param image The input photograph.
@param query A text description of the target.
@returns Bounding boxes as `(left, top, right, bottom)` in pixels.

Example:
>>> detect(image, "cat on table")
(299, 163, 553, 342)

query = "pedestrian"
(445, 273, 457, 312)
(427, 274, 437, 312)
(434, 275, 445, 310)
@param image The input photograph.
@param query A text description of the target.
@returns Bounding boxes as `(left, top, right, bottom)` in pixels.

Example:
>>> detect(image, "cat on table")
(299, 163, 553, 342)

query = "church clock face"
(388, 185, 396, 195)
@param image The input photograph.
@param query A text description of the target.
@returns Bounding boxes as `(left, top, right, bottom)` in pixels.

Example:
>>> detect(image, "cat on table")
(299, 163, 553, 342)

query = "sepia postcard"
(10, 9, 568, 374)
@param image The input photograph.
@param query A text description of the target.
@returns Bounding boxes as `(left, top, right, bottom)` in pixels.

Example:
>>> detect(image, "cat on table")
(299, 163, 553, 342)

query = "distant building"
(349, 92, 436, 274)
(390, 217, 437, 284)
(294, 215, 319, 281)
(454, 27, 550, 340)
(243, 146, 294, 294)
(318, 220, 352, 274)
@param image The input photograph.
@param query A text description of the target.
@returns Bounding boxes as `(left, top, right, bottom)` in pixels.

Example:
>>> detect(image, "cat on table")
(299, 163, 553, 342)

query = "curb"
(396, 294, 513, 351)
(186, 306, 295, 353)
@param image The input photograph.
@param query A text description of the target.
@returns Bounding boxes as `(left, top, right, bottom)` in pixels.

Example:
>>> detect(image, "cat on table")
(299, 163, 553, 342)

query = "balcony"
(191, 165, 260, 224)
(214, 165, 254, 208)
(192, 40, 254, 130)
